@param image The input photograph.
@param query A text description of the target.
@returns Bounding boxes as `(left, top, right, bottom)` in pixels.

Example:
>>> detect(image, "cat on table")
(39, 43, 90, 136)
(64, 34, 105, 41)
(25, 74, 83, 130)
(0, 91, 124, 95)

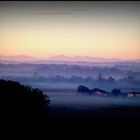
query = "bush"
(0, 79, 50, 115)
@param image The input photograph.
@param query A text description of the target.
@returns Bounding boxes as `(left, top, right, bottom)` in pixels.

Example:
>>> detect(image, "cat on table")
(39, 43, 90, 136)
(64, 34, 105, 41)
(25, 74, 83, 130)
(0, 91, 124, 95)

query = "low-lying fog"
(46, 92, 140, 111)
(0, 63, 140, 111)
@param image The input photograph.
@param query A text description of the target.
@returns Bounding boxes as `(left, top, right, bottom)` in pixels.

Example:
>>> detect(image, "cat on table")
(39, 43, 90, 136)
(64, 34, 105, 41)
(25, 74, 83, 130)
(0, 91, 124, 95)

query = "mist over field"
(0, 60, 140, 111)
(0, 61, 140, 91)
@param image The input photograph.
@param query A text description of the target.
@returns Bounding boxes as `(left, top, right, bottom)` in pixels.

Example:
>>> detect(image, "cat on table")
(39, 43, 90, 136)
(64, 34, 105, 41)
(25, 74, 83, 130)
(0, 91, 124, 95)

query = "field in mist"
(0, 62, 140, 112)
(46, 91, 140, 111)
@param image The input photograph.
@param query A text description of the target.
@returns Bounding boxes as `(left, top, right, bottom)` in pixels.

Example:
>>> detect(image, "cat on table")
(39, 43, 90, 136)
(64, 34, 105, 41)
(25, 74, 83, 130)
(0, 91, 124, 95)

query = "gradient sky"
(0, 1, 140, 60)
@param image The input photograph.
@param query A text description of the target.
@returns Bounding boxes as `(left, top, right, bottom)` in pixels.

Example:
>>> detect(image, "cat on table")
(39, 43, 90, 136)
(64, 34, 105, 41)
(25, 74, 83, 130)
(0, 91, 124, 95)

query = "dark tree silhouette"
(77, 85, 90, 93)
(108, 76, 115, 82)
(111, 88, 121, 95)
(77, 85, 109, 96)
(0, 79, 50, 116)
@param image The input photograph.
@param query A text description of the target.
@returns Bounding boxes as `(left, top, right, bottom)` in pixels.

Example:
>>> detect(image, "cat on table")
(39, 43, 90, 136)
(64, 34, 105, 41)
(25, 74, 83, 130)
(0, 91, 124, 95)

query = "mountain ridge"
(0, 54, 140, 63)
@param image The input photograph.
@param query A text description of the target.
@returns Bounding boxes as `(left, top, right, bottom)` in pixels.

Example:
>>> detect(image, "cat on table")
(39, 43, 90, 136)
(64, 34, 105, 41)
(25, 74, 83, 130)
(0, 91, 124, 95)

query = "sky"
(0, 1, 140, 60)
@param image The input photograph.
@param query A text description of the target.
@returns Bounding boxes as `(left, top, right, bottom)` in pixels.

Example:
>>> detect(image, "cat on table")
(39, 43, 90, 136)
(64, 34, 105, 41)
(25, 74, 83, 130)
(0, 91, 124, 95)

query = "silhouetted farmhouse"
(128, 92, 140, 97)
(91, 88, 109, 96)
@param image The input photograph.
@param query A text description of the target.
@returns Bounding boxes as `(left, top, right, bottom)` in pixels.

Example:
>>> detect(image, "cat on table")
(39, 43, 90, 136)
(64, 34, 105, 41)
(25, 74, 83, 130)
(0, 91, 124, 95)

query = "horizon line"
(0, 54, 140, 62)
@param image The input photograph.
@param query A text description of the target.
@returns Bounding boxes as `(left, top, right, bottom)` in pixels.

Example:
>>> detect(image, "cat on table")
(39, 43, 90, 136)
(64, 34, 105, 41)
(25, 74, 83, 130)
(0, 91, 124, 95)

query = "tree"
(77, 85, 90, 93)
(111, 88, 121, 95)
(0, 79, 50, 115)
(108, 76, 115, 82)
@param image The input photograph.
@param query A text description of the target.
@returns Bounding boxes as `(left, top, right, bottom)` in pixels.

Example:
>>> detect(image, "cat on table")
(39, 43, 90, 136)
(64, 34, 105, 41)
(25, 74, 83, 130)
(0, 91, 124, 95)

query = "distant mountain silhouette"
(0, 54, 121, 62)
(48, 55, 121, 62)
(0, 55, 38, 61)
(0, 54, 140, 63)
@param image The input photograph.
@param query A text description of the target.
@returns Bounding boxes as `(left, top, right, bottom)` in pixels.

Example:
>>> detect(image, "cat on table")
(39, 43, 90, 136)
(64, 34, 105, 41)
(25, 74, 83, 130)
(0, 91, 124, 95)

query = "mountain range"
(0, 55, 140, 63)
(0, 55, 38, 61)
(48, 55, 121, 62)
